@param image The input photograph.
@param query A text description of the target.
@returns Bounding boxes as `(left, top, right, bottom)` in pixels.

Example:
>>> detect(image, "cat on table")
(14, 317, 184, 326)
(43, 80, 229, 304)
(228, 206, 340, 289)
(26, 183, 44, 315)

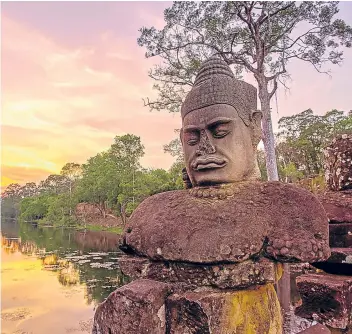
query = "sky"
(1, 1, 352, 190)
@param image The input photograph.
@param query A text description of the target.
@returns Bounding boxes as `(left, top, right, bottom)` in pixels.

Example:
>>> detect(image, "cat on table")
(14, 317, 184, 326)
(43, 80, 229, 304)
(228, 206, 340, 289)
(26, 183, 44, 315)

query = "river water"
(1, 220, 129, 334)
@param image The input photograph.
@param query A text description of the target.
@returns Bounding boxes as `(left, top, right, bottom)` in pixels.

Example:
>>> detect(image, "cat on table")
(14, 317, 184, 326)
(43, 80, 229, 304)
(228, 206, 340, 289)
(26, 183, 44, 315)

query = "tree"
(277, 109, 352, 176)
(163, 130, 184, 163)
(75, 135, 145, 221)
(39, 174, 70, 195)
(21, 182, 39, 198)
(46, 193, 77, 226)
(2, 183, 23, 199)
(138, 1, 352, 181)
(1, 183, 23, 218)
(60, 163, 82, 215)
(19, 195, 53, 221)
(109, 134, 145, 171)
(75, 152, 116, 219)
(60, 163, 82, 193)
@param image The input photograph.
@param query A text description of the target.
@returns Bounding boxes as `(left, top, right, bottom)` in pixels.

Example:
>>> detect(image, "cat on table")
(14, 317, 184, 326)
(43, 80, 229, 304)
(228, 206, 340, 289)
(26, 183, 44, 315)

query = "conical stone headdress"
(181, 57, 257, 126)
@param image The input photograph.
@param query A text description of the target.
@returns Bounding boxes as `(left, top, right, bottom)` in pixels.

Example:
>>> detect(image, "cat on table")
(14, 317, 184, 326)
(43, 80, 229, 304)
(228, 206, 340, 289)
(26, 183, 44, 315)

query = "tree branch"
(269, 78, 278, 99)
(259, 3, 295, 26)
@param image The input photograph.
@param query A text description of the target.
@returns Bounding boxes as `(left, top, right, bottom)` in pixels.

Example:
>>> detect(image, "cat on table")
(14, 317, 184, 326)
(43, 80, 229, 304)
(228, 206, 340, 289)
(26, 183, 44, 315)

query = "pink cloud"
(1, 11, 181, 186)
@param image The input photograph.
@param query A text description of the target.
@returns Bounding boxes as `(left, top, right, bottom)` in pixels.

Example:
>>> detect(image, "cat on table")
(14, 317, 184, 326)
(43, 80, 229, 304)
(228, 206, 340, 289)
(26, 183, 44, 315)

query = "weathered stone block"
(166, 284, 282, 334)
(123, 181, 329, 264)
(318, 190, 352, 223)
(295, 273, 352, 329)
(330, 224, 352, 248)
(298, 324, 331, 334)
(92, 279, 171, 334)
(324, 134, 352, 192)
(119, 255, 282, 289)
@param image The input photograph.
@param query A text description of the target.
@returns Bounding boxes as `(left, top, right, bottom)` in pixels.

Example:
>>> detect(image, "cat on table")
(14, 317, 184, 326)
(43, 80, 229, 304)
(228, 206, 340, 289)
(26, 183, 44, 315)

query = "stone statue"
(123, 57, 330, 265)
(180, 57, 262, 186)
(93, 57, 331, 334)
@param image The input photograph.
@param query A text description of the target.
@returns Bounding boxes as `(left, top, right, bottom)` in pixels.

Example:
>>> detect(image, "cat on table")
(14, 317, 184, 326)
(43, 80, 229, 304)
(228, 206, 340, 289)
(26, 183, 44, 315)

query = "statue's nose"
(196, 130, 216, 156)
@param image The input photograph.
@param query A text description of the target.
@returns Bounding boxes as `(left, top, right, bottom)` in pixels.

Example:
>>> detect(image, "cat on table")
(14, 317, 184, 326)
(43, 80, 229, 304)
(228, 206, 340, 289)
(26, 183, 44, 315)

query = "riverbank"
(75, 224, 123, 234)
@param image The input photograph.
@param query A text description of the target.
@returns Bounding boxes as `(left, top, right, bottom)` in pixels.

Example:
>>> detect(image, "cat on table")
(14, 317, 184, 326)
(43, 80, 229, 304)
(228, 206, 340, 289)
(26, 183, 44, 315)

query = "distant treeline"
(2, 109, 351, 226)
(1, 134, 184, 226)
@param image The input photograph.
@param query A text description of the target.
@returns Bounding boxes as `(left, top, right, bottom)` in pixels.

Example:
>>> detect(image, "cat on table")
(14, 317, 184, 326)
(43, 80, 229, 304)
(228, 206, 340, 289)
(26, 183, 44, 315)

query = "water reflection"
(1, 220, 130, 305)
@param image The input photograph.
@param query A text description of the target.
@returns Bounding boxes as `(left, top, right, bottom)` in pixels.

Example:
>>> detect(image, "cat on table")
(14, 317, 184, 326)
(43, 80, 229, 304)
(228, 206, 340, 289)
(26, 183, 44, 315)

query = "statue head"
(180, 57, 262, 187)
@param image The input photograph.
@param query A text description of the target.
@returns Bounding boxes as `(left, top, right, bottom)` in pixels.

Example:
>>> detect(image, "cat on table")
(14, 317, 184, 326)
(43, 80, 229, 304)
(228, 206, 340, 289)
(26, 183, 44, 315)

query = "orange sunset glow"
(2, 2, 352, 190)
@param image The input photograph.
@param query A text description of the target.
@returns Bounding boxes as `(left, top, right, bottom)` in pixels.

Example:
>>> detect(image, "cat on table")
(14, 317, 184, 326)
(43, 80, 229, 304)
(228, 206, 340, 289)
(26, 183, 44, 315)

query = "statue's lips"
(192, 157, 227, 171)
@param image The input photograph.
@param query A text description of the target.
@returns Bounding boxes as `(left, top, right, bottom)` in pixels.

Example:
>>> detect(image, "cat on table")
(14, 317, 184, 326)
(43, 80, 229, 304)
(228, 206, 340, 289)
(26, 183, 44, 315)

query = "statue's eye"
(184, 131, 199, 145)
(212, 123, 231, 138)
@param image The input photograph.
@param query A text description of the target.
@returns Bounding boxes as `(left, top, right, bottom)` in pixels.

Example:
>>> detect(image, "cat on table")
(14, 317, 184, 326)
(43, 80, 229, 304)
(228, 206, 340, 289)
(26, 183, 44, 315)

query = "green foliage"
(1, 197, 20, 219)
(277, 109, 352, 177)
(168, 161, 185, 190)
(46, 193, 78, 226)
(280, 162, 304, 183)
(75, 152, 116, 218)
(3, 133, 185, 227)
(39, 174, 71, 195)
(74, 134, 146, 223)
(19, 195, 53, 221)
(60, 163, 82, 181)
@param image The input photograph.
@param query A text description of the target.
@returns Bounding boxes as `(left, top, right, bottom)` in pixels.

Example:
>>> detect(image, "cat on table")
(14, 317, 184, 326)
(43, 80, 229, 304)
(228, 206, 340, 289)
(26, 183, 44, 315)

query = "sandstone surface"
(118, 255, 282, 289)
(166, 284, 282, 334)
(295, 273, 352, 329)
(123, 181, 330, 264)
(92, 279, 172, 334)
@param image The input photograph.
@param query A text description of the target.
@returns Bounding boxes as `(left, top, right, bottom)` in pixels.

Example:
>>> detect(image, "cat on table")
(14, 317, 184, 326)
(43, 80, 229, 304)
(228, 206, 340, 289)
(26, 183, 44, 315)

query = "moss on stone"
(224, 284, 282, 334)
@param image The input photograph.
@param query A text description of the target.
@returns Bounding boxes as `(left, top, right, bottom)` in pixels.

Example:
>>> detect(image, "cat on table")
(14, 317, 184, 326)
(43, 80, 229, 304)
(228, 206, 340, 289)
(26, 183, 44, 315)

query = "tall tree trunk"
(256, 76, 279, 181)
(257, 75, 291, 314)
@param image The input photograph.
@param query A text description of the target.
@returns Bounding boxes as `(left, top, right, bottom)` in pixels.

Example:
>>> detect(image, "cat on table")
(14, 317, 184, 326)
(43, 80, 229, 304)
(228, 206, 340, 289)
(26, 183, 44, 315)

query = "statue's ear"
(251, 110, 262, 126)
(251, 110, 263, 147)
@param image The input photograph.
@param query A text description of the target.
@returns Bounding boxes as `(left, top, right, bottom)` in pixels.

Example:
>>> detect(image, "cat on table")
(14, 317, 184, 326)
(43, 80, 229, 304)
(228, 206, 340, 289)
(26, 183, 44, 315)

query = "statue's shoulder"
(259, 181, 330, 262)
(260, 181, 326, 212)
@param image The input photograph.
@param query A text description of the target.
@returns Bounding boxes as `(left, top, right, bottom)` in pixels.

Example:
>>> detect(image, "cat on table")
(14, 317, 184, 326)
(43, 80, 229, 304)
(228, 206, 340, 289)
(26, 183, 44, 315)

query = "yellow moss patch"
(275, 263, 284, 281)
(224, 284, 282, 334)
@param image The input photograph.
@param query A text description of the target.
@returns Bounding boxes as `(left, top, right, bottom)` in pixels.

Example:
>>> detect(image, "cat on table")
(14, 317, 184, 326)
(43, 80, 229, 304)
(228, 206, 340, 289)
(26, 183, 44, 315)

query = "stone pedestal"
(166, 284, 282, 334)
(118, 256, 283, 289)
(93, 279, 283, 334)
(92, 279, 172, 334)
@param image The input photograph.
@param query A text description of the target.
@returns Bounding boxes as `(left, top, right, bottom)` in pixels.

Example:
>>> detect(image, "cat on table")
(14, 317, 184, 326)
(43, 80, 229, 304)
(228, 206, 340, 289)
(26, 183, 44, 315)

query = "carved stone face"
(181, 104, 259, 187)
